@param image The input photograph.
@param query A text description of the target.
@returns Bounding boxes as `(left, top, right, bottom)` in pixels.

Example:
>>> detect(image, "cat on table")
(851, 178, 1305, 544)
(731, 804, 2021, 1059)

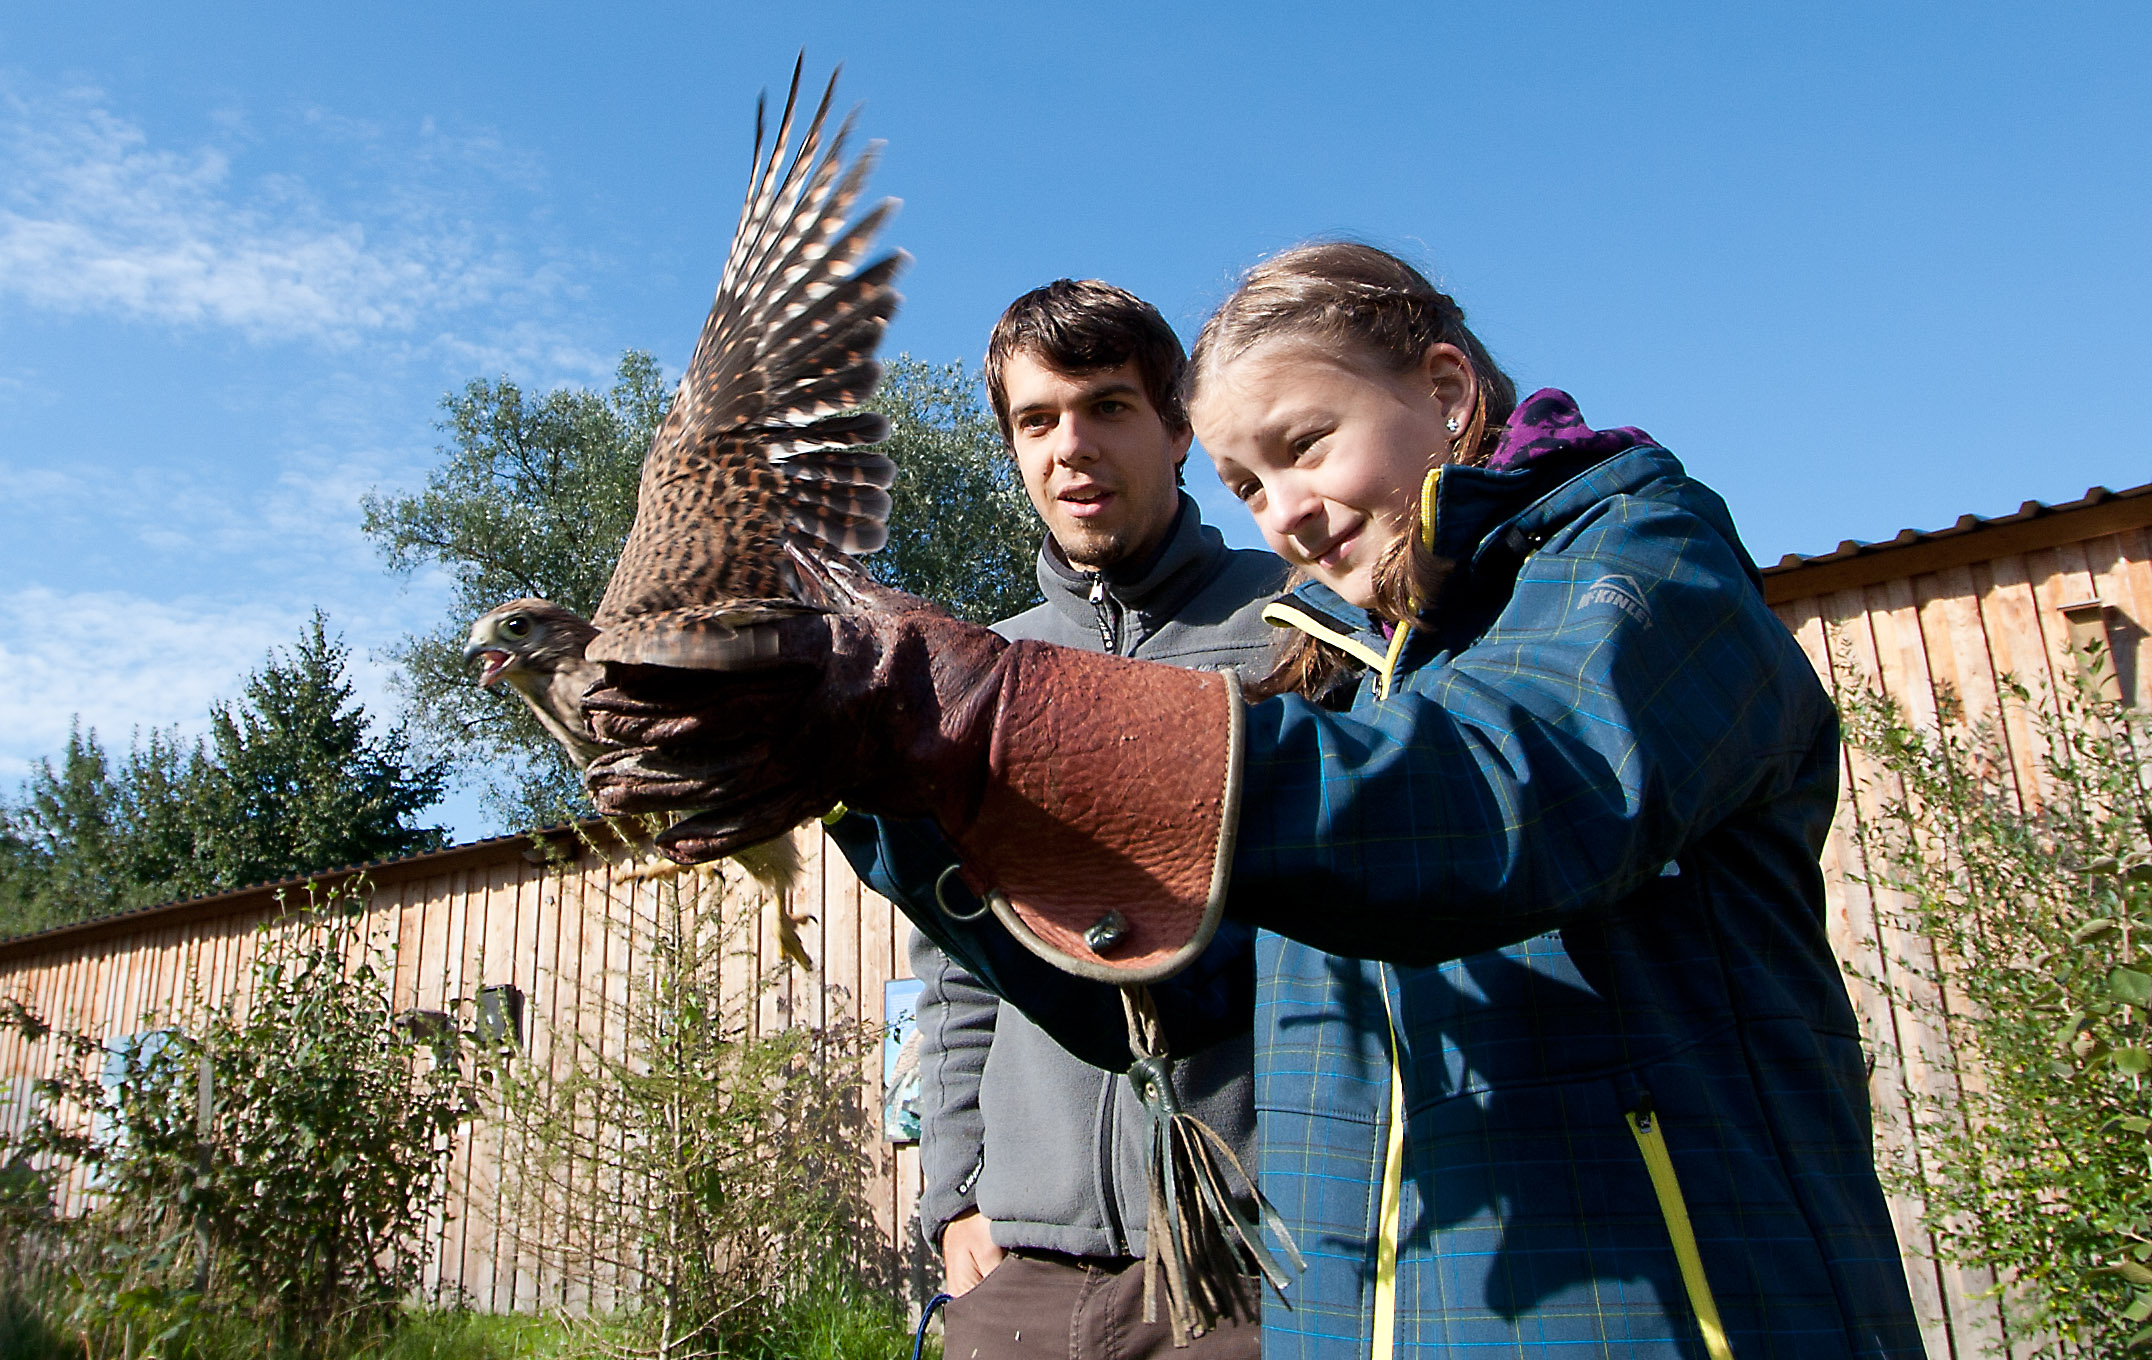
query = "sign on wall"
(882, 978, 923, 1144)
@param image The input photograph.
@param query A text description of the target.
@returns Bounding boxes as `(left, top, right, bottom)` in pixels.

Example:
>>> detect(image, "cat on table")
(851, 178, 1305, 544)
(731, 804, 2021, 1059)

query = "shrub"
(1842, 650, 2152, 1354)
(0, 878, 475, 1356)
(485, 823, 884, 1359)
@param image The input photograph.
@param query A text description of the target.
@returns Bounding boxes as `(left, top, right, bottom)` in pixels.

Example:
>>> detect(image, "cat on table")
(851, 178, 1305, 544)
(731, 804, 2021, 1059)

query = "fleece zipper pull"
(1087, 575, 1120, 653)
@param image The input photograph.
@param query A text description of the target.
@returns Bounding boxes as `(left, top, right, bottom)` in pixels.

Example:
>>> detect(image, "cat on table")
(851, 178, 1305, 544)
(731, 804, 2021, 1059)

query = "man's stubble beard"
(1055, 518, 1139, 572)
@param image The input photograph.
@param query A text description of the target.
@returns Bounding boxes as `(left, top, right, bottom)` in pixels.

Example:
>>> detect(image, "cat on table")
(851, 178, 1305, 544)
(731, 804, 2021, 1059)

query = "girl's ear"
(1418, 343, 1478, 436)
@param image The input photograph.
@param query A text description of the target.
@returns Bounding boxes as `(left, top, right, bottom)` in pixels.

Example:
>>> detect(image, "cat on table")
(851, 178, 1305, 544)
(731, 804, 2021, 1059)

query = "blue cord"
(910, 1291, 953, 1360)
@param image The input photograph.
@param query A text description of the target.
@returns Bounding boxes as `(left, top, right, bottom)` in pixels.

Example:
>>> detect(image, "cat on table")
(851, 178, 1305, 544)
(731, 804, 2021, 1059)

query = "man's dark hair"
(983, 279, 1190, 444)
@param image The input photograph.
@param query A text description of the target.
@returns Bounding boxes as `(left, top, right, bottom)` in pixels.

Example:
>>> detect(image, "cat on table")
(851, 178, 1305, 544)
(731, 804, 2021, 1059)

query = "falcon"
(462, 59, 906, 969)
(465, 598, 812, 967)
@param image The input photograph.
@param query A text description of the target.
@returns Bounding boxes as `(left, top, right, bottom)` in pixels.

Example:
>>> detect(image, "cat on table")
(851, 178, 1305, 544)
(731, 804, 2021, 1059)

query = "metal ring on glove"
(934, 863, 992, 922)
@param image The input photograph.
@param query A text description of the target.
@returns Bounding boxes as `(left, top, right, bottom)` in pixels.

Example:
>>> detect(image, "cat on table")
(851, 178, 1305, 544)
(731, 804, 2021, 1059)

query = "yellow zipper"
(1419, 465, 1442, 551)
(1372, 977, 1407, 1360)
(1626, 1109, 1735, 1360)
(1377, 621, 1412, 702)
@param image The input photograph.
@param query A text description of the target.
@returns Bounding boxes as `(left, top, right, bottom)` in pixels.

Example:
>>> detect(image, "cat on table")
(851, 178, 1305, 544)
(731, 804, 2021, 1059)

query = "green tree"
(366, 350, 1040, 831)
(363, 351, 668, 828)
(0, 617, 445, 939)
(0, 728, 214, 936)
(3, 729, 126, 919)
(867, 356, 1043, 624)
(192, 613, 447, 890)
(1842, 650, 2152, 1355)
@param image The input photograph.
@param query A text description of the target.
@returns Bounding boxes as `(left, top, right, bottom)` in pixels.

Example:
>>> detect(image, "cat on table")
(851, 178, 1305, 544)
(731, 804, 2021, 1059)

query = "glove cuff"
(952, 643, 1242, 984)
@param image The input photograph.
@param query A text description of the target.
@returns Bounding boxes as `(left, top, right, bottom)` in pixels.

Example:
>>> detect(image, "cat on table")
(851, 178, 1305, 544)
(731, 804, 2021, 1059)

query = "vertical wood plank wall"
(5, 495, 2147, 1334)
(0, 823, 921, 1310)
(1766, 512, 2152, 1360)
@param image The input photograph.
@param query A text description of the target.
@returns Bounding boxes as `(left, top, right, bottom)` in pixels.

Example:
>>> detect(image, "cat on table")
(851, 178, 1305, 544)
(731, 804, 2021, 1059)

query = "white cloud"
(0, 585, 427, 785)
(0, 88, 538, 345)
(0, 587, 300, 780)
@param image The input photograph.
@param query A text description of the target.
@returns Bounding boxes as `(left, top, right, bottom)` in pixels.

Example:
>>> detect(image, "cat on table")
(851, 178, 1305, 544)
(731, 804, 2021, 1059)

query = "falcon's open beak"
(463, 638, 515, 688)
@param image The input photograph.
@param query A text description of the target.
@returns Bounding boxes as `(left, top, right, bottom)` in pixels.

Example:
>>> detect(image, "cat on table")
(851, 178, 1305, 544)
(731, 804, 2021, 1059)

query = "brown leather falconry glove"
(582, 575, 1243, 984)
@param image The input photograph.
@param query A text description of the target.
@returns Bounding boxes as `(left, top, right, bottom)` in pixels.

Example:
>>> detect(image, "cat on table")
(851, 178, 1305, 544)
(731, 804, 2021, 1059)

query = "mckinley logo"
(1579, 574, 1651, 626)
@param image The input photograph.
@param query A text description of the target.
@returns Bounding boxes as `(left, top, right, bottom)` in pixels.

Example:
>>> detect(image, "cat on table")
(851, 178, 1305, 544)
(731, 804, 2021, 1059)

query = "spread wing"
(590, 58, 906, 666)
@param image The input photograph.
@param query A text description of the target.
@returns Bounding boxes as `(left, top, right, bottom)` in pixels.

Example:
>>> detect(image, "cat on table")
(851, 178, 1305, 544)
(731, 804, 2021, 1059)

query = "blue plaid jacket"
(834, 438, 1924, 1358)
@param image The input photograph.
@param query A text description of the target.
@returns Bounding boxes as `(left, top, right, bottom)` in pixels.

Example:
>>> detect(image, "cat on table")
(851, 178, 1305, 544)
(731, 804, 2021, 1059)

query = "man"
(915, 280, 1284, 1359)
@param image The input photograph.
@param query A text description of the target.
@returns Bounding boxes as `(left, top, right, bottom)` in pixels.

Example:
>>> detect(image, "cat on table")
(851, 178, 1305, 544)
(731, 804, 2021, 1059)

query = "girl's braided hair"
(1186, 242, 1518, 700)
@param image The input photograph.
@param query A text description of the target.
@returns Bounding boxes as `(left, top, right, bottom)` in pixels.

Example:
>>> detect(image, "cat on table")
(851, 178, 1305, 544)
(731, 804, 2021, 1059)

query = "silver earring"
(1445, 417, 1460, 434)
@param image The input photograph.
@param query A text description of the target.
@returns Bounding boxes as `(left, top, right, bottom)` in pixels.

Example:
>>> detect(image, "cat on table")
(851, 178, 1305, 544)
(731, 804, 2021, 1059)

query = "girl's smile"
(1192, 338, 1476, 610)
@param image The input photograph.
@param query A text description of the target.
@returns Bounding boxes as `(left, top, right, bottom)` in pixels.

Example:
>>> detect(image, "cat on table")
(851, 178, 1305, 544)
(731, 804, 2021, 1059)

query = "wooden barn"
(1762, 479, 2152, 1360)
(0, 820, 930, 1311)
(2, 477, 2148, 1353)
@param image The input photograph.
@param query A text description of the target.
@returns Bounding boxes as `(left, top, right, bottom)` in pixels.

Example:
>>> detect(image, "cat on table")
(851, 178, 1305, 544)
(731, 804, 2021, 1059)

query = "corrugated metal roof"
(0, 822, 597, 960)
(1761, 480, 2152, 604)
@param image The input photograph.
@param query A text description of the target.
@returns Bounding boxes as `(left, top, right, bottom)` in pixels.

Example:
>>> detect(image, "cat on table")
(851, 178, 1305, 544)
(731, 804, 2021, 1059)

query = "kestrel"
(462, 59, 905, 968)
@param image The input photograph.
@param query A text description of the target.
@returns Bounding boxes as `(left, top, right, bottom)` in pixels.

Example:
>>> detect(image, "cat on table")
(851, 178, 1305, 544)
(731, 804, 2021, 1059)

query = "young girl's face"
(1194, 339, 1471, 610)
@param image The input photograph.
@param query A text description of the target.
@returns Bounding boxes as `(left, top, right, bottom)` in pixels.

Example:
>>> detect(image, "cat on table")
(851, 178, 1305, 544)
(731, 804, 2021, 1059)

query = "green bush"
(0, 840, 923, 1360)
(1, 878, 474, 1357)
(0, 1284, 73, 1360)
(1843, 648, 2152, 1353)
(485, 824, 889, 1359)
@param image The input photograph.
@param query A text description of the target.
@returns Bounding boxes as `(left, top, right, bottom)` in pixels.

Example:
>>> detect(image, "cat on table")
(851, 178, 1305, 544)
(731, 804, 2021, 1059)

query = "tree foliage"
(1842, 647, 2152, 1354)
(0, 616, 445, 939)
(866, 357, 1042, 624)
(362, 350, 666, 829)
(192, 614, 447, 890)
(0, 729, 203, 931)
(365, 350, 1041, 832)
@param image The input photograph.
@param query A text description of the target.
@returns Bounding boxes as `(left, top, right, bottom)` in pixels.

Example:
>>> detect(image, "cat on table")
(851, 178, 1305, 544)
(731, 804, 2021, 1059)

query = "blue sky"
(2, 2, 2146, 839)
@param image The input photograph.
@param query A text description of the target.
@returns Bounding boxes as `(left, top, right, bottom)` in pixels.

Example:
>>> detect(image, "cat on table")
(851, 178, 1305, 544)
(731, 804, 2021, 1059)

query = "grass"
(722, 1279, 927, 1360)
(0, 1285, 74, 1360)
(360, 1311, 577, 1360)
(0, 1287, 926, 1360)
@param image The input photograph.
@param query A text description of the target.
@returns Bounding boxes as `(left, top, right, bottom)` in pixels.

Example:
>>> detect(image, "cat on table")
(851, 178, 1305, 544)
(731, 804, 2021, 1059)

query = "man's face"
(1004, 351, 1191, 570)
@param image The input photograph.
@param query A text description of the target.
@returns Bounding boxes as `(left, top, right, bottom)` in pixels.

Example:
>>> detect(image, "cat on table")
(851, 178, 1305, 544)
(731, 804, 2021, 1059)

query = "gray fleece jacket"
(910, 493, 1286, 1258)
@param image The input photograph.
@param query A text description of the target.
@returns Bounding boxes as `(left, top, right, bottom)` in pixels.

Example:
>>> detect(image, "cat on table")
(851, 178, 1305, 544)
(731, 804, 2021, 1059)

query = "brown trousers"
(940, 1251, 1260, 1360)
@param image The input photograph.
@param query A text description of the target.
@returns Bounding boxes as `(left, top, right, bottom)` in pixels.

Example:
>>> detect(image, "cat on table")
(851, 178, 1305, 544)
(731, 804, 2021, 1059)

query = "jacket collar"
(1432, 389, 1656, 566)
(1272, 391, 1702, 660)
(1034, 492, 1233, 624)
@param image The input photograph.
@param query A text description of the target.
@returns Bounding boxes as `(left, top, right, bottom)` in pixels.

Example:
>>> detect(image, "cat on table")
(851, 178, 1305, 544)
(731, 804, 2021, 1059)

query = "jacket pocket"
(1625, 1097, 1735, 1360)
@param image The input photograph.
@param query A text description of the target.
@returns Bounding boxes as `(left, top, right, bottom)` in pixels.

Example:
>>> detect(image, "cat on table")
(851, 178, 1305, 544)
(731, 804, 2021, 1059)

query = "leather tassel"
(1121, 985, 1304, 1346)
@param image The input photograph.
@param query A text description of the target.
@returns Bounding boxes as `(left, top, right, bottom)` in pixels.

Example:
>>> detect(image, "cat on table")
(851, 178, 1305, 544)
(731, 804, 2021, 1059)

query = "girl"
(586, 244, 1926, 1358)
(1171, 242, 1925, 1357)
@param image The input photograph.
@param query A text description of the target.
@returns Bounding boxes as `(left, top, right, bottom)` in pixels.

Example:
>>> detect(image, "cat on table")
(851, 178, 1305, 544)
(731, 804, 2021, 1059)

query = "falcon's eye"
(502, 616, 531, 638)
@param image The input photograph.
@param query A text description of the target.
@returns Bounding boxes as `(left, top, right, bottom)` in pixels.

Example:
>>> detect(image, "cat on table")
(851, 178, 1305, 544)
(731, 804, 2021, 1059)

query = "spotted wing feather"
(592, 59, 906, 665)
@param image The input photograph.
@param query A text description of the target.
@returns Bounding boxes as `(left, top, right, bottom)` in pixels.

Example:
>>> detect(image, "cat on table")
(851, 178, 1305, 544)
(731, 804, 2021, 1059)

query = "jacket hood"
(1034, 491, 1235, 624)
